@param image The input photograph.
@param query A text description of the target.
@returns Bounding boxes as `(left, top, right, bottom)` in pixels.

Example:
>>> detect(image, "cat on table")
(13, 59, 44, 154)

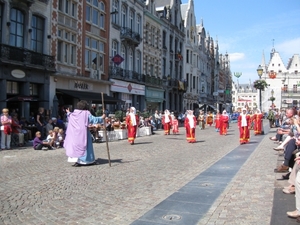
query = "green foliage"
(114, 110, 125, 121)
(253, 79, 268, 91)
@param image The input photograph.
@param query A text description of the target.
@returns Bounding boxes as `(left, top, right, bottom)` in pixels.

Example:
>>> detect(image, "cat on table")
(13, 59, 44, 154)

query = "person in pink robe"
(64, 100, 105, 166)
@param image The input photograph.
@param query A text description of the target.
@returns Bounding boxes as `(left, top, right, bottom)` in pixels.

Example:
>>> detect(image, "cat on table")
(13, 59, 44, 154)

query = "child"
(33, 131, 54, 150)
(172, 116, 179, 134)
(46, 130, 55, 147)
(56, 128, 65, 148)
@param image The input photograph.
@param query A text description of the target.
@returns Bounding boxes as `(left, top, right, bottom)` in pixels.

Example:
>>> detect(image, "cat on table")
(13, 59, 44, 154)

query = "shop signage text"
(74, 81, 89, 90)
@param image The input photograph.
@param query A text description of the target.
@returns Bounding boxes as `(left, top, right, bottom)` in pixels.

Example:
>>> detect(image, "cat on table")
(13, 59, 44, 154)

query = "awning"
(199, 104, 217, 111)
(57, 89, 124, 105)
(2, 95, 48, 102)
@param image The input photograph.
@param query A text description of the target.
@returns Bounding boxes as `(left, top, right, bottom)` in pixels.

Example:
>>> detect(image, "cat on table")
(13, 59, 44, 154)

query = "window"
(30, 83, 38, 95)
(85, 37, 104, 72)
(112, 40, 118, 56)
(137, 15, 141, 34)
(129, 48, 133, 71)
(6, 81, 19, 94)
(9, 8, 24, 47)
(129, 10, 134, 30)
(112, 0, 119, 24)
(136, 51, 141, 73)
(121, 44, 125, 69)
(87, 0, 105, 28)
(162, 31, 166, 48)
(151, 27, 155, 46)
(121, 5, 126, 27)
(169, 35, 173, 52)
(57, 30, 76, 65)
(162, 58, 166, 75)
(31, 15, 44, 53)
(59, 0, 77, 18)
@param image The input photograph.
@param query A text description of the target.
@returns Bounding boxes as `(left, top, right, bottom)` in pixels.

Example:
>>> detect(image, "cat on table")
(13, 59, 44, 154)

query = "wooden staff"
(101, 92, 111, 167)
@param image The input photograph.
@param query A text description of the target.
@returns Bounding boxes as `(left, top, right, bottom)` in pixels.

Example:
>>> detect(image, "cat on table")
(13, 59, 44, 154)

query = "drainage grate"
(162, 214, 181, 221)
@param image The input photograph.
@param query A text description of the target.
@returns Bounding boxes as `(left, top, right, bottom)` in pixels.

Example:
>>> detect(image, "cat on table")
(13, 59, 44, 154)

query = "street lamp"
(270, 89, 275, 108)
(256, 65, 263, 111)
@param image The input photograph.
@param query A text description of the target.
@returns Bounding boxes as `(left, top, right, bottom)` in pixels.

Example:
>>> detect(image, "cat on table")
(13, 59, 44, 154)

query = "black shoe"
(72, 162, 81, 167)
(282, 172, 290, 180)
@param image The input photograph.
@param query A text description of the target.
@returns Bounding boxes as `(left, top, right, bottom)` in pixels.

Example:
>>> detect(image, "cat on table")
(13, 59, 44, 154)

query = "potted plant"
(253, 79, 268, 91)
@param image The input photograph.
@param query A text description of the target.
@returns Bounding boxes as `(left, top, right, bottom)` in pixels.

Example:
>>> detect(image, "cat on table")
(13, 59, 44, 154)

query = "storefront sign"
(11, 69, 25, 78)
(111, 79, 145, 95)
(74, 81, 89, 90)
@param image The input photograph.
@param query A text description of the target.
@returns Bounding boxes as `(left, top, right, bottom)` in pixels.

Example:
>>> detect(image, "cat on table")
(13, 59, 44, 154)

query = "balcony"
(281, 88, 300, 97)
(0, 44, 55, 71)
(120, 27, 142, 46)
(145, 75, 163, 88)
(109, 66, 145, 84)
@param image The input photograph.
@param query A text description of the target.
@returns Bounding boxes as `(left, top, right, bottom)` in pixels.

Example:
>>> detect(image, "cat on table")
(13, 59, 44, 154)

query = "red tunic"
(219, 115, 229, 135)
(172, 119, 179, 134)
(125, 114, 139, 144)
(252, 113, 263, 135)
(184, 116, 197, 143)
(214, 113, 221, 130)
(162, 115, 172, 135)
(238, 114, 251, 144)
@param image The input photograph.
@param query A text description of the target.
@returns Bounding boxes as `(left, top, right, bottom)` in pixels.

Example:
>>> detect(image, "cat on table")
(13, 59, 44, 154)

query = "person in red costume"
(171, 113, 179, 134)
(238, 108, 251, 144)
(252, 109, 264, 135)
(125, 107, 139, 145)
(162, 109, 172, 135)
(214, 110, 221, 132)
(184, 110, 197, 143)
(219, 110, 229, 135)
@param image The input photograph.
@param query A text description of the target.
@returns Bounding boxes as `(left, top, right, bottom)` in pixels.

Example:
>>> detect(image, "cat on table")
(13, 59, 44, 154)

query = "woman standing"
(1, 108, 12, 150)
(36, 107, 46, 139)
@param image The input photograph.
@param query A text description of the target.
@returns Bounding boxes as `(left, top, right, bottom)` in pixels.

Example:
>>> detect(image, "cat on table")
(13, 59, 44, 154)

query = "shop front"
(52, 76, 122, 118)
(110, 79, 145, 112)
(145, 87, 164, 114)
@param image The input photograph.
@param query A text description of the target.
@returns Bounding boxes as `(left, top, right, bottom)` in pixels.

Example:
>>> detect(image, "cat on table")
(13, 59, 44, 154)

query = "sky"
(181, 0, 300, 84)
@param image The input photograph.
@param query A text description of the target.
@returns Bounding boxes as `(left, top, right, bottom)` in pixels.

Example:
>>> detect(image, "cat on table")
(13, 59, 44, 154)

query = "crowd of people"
(0, 107, 66, 151)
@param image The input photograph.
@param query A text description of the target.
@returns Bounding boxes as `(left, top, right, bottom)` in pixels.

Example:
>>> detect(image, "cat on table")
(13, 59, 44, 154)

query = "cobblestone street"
(0, 122, 293, 224)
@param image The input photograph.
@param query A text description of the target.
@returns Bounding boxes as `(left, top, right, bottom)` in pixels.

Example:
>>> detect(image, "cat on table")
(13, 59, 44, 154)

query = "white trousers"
(1, 131, 11, 149)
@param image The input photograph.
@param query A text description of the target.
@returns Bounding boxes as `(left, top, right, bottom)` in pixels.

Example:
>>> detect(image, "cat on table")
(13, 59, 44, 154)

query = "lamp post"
(270, 89, 275, 108)
(256, 65, 263, 111)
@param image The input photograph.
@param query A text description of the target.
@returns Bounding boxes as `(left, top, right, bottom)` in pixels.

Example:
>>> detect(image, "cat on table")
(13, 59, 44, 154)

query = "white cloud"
(229, 53, 244, 62)
(276, 38, 300, 60)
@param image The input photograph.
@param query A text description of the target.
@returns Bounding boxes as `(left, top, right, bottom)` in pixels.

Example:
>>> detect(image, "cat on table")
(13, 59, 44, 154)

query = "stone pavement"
(0, 121, 297, 224)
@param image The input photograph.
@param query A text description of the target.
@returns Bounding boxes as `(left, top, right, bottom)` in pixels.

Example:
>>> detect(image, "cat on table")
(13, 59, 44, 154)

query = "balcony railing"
(281, 88, 300, 96)
(0, 44, 55, 71)
(120, 27, 141, 46)
(109, 66, 145, 84)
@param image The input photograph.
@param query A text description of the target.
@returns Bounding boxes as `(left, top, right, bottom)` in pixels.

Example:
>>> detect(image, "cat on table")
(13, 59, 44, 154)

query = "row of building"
(231, 48, 300, 113)
(0, 0, 232, 120)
